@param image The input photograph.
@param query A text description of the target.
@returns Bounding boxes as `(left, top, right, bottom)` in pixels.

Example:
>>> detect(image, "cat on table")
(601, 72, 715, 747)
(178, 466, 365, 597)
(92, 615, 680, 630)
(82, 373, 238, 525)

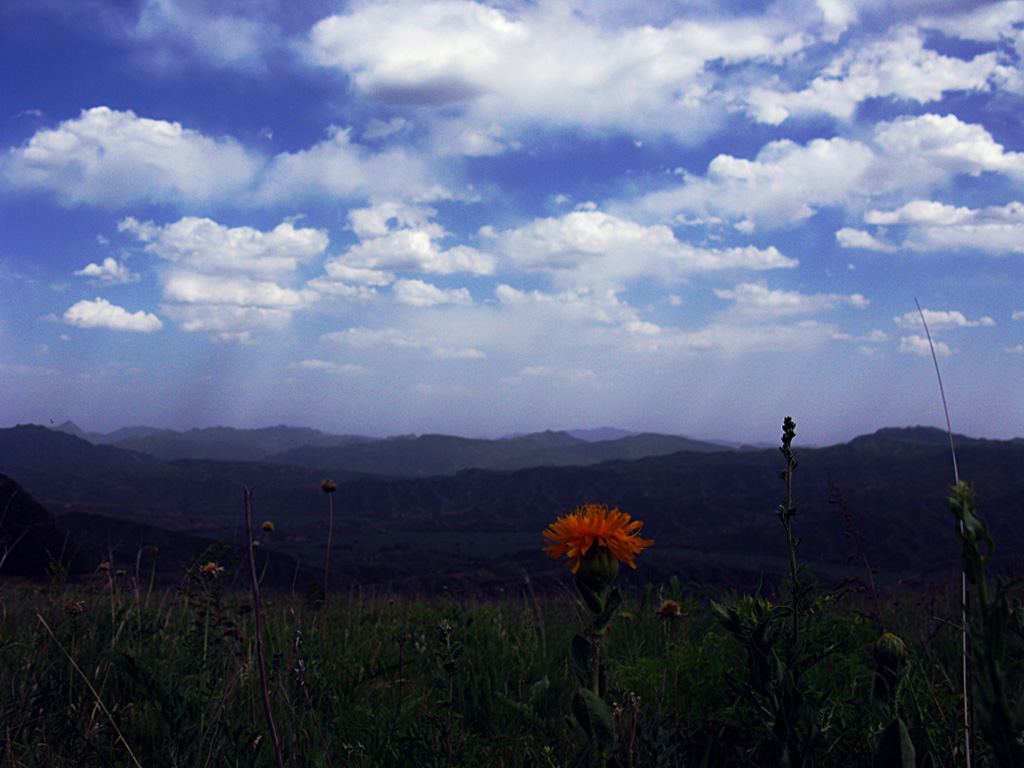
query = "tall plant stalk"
(321, 479, 338, 613)
(916, 298, 971, 768)
(244, 487, 284, 768)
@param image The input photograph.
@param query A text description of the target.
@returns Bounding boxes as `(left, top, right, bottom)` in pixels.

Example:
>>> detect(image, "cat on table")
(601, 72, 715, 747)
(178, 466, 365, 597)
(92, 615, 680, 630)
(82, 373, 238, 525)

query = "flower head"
(199, 561, 224, 579)
(261, 520, 275, 533)
(656, 600, 684, 621)
(321, 479, 338, 493)
(542, 504, 652, 574)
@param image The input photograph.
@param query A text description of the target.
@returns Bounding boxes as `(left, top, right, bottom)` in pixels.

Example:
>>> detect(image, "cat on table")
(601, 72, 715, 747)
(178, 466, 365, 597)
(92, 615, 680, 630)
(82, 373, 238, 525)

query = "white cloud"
(393, 278, 473, 307)
(74, 257, 139, 285)
(119, 216, 326, 336)
(899, 333, 953, 356)
(514, 365, 598, 383)
(120, 216, 328, 277)
(255, 126, 450, 204)
(291, 359, 372, 375)
(129, 0, 280, 72)
(745, 28, 998, 124)
(162, 304, 292, 336)
(633, 320, 842, 355)
(894, 309, 996, 330)
(323, 325, 482, 360)
(163, 274, 308, 308)
(3, 107, 260, 206)
(63, 297, 162, 332)
(1013, 310, 1024, 320)
(835, 227, 897, 251)
(494, 283, 641, 326)
(433, 346, 486, 359)
(2, 108, 448, 209)
(863, 200, 1024, 253)
(326, 201, 496, 276)
(640, 114, 1024, 230)
(714, 282, 869, 317)
(305, 0, 809, 144)
(487, 209, 796, 290)
(921, 0, 1024, 43)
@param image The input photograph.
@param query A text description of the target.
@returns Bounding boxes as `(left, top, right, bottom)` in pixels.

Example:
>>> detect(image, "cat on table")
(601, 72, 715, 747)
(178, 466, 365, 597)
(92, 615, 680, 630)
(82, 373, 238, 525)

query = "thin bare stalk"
(916, 297, 971, 768)
(321, 479, 338, 614)
(244, 487, 285, 768)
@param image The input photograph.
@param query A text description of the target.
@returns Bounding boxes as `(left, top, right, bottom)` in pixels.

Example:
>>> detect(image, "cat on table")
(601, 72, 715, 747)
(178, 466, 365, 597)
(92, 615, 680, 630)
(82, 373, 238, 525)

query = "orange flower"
(542, 504, 653, 573)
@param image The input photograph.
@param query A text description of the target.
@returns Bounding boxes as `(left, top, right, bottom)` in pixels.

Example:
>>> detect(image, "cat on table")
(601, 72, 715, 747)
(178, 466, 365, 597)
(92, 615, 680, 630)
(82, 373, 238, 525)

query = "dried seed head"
(321, 479, 338, 493)
(656, 599, 683, 621)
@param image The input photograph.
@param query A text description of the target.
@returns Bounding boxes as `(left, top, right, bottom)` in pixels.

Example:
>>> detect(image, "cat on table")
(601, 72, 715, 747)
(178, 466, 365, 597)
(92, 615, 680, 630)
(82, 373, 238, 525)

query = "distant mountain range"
(49, 420, 731, 474)
(2, 422, 1023, 595)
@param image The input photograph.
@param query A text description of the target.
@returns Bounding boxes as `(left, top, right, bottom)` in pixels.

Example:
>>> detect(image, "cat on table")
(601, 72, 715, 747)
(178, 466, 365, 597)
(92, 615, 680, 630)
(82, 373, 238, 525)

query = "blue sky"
(1, 0, 1023, 445)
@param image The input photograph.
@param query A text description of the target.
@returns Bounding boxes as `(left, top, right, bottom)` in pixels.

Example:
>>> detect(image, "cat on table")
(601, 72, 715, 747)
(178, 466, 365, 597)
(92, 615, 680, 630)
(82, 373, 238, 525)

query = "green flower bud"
(575, 545, 620, 601)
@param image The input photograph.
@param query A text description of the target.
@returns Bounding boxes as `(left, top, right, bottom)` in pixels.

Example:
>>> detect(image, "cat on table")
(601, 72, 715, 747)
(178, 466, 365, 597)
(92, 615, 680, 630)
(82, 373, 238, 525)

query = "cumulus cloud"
(393, 279, 473, 307)
(313, 202, 496, 294)
(305, 0, 809, 144)
(894, 308, 996, 330)
(863, 200, 1024, 253)
(3, 107, 260, 207)
(120, 216, 327, 337)
(163, 274, 307, 308)
(714, 282, 869, 317)
(920, 0, 1024, 44)
(632, 320, 842, 355)
(486, 208, 796, 290)
(120, 216, 327, 277)
(745, 27, 999, 124)
(254, 127, 450, 204)
(835, 228, 897, 251)
(323, 325, 483, 359)
(504, 365, 598, 385)
(74, 257, 139, 285)
(63, 297, 162, 332)
(291, 359, 372, 375)
(128, 0, 281, 72)
(2, 108, 448, 208)
(640, 114, 1024, 230)
(899, 333, 953, 356)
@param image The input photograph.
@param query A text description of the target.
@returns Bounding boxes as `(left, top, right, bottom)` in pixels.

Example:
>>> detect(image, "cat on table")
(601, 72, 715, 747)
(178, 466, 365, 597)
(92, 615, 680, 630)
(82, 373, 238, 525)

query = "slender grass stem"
(244, 487, 285, 768)
(916, 297, 971, 768)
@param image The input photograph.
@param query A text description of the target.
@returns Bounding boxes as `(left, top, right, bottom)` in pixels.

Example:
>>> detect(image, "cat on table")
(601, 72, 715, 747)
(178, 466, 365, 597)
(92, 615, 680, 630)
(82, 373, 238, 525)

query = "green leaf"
(571, 688, 617, 757)
(593, 587, 623, 633)
(570, 633, 594, 689)
(577, 578, 604, 614)
(872, 717, 915, 768)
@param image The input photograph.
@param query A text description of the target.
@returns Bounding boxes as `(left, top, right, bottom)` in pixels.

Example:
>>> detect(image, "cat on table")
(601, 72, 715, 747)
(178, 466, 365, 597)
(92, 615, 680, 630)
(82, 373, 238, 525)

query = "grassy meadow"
(0, 554, 993, 767)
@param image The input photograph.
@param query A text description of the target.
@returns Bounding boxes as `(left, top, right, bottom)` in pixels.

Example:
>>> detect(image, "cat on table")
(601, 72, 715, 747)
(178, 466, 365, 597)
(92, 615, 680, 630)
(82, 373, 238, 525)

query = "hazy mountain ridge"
(50, 421, 727, 474)
(3, 423, 1023, 592)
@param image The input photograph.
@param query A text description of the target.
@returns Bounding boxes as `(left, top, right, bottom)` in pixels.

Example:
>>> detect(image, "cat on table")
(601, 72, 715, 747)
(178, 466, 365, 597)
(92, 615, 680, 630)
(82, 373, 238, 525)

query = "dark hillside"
(0, 474, 94, 579)
(0, 424, 154, 471)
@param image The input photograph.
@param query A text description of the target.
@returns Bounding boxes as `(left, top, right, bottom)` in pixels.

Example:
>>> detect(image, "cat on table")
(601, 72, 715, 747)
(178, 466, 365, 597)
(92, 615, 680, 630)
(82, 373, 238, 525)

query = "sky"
(1, 0, 1023, 446)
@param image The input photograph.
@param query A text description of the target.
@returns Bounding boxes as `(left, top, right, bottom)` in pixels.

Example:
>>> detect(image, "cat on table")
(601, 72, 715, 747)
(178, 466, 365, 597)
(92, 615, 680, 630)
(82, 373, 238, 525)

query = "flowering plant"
(543, 503, 651, 765)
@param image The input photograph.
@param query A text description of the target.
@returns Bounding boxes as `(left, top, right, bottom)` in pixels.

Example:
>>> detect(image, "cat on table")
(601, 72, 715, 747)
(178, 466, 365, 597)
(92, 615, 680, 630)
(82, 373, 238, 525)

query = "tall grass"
(0, 565, 992, 766)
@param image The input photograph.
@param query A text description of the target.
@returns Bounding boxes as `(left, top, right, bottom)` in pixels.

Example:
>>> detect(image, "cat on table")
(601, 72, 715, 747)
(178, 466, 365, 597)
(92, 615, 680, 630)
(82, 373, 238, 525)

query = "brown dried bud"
(656, 599, 684, 621)
(321, 479, 338, 493)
